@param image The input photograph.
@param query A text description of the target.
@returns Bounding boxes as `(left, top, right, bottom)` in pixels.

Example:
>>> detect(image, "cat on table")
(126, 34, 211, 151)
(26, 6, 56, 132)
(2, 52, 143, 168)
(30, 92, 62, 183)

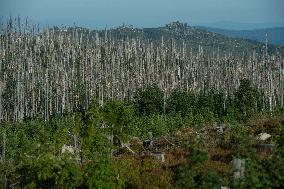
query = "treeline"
(1, 18, 284, 122)
(134, 79, 269, 121)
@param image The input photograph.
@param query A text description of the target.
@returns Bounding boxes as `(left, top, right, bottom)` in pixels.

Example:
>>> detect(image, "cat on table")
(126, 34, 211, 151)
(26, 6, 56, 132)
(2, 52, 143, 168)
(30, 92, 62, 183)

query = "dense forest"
(0, 18, 284, 188)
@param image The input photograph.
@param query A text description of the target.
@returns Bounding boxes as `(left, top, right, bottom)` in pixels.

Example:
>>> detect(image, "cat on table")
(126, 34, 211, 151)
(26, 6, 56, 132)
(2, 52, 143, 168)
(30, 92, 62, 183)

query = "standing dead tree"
(0, 19, 283, 122)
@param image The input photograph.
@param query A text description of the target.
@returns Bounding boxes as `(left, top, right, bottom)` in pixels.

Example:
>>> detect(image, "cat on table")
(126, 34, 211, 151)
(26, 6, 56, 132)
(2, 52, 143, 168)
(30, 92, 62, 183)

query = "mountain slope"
(61, 21, 279, 55)
(97, 22, 279, 54)
(196, 26, 284, 46)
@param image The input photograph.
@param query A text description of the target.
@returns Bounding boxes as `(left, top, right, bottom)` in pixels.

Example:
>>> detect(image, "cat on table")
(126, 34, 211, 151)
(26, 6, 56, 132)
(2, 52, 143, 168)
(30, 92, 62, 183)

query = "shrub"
(173, 148, 221, 189)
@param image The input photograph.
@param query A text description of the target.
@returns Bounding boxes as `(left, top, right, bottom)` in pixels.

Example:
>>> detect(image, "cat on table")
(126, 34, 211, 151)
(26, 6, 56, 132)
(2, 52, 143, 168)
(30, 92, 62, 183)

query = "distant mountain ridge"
(56, 21, 279, 56)
(63, 21, 278, 55)
(194, 21, 284, 30)
(195, 26, 284, 46)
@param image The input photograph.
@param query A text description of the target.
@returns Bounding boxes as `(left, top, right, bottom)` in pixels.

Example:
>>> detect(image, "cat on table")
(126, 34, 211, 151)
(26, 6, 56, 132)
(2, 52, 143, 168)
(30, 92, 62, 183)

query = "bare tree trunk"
(2, 131, 7, 189)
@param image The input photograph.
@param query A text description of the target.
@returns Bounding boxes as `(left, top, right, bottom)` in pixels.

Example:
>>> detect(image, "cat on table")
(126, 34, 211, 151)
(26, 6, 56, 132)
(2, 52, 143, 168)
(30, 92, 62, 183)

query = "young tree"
(166, 89, 195, 117)
(101, 99, 134, 145)
(234, 79, 260, 121)
(134, 85, 164, 116)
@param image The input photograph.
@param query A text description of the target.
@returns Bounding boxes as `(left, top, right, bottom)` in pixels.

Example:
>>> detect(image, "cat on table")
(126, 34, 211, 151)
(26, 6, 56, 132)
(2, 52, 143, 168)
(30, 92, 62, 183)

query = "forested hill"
(60, 21, 279, 55)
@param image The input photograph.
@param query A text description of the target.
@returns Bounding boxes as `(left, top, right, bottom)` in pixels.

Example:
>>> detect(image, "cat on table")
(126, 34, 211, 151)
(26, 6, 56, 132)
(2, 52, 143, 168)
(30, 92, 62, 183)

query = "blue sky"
(1, 0, 284, 29)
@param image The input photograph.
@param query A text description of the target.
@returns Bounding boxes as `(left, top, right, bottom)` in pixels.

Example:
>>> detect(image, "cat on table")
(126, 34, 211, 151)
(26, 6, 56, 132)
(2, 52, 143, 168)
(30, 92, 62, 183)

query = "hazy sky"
(1, 0, 284, 29)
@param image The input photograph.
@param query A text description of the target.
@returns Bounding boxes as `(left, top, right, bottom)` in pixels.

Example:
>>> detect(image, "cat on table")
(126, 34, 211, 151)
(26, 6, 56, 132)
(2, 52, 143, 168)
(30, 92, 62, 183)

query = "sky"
(1, 0, 284, 29)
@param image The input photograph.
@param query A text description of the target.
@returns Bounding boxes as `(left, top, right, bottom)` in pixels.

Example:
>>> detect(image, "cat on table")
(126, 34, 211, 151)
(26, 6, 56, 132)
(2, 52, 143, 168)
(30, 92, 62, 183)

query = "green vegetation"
(0, 79, 283, 188)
